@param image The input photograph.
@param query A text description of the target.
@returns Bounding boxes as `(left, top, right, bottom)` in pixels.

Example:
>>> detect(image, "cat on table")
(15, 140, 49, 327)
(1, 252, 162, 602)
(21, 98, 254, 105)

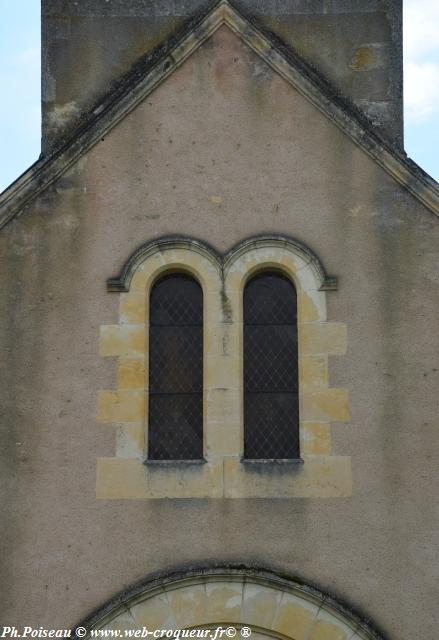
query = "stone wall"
(42, 0, 403, 150)
(1, 15, 438, 640)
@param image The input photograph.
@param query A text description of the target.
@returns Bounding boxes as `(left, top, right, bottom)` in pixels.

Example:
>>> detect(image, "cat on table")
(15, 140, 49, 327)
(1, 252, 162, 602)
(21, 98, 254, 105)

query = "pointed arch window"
(148, 273, 203, 461)
(243, 272, 299, 460)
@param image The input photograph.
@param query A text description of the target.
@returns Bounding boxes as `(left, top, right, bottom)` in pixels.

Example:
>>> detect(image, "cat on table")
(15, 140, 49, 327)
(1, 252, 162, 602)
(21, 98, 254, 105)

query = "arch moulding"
(77, 567, 385, 640)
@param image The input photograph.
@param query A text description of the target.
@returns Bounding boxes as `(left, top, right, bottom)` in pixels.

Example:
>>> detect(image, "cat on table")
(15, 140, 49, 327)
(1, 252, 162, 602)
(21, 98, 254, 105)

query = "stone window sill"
(143, 458, 207, 466)
(241, 458, 304, 465)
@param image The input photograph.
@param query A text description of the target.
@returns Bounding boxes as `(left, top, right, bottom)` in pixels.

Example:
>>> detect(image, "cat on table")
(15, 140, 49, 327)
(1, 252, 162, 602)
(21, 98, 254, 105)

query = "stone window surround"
(97, 236, 351, 498)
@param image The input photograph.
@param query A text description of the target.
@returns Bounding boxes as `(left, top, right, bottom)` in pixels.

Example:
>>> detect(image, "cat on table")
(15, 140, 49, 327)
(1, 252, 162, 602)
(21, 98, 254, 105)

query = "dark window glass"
(148, 274, 203, 460)
(244, 272, 299, 459)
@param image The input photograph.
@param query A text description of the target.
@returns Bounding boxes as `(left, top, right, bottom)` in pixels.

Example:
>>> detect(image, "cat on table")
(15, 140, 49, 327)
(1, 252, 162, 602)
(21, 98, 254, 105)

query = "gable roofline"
(1, 0, 439, 229)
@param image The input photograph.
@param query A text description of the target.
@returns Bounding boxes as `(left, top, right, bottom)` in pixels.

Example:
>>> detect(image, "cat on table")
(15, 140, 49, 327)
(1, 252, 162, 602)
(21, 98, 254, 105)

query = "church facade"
(1, 1, 439, 639)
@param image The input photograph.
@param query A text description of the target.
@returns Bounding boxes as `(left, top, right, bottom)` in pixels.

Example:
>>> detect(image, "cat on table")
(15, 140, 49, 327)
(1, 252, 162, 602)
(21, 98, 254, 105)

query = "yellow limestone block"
(119, 292, 147, 324)
(223, 455, 352, 498)
(117, 358, 146, 389)
(301, 422, 332, 455)
(308, 619, 348, 640)
(205, 581, 243, 624)
(96, 459, 147, 499)
(205, 323, 241, 358)
(96, 458, 223, 499)
(166, 584, 208, 628)
(99, 324, 145, 357)
(205, 355, 241, 389)
(205, 292, 231, 325)
(299, 355, 329, 390)
(130, 593, 177, 629)
(129, 269, 150, 292)
(206, 388, 241, 423)
(241, 584, 282, 629)
(223, 268, 243, 293)
(206, 421, 241, 457)
(99, 612, 139, 633)
(298, 290, 325, 323)
(115, 423, 144, 458)
(278, 250, 307, 273)
(97, 390, 145, 423)
(272, 593, 318, 640)
(301, 388, 350, 422)
(300, 323, 347, 356)
(280, 254, 320, 291)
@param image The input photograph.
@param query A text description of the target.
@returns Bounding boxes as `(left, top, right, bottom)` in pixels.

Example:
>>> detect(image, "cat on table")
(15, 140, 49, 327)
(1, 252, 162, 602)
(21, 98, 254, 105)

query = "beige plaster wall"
(1, 25, 439, 640)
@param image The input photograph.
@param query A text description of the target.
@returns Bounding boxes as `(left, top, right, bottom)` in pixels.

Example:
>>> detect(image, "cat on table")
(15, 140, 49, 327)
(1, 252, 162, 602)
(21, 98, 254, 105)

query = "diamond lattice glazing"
(148, 274, 203, 460)
(244, 273, 299, 459)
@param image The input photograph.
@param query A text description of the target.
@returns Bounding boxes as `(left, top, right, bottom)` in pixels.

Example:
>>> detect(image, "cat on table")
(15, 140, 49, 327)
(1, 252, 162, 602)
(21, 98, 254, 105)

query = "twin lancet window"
(148, 271, 299, 462)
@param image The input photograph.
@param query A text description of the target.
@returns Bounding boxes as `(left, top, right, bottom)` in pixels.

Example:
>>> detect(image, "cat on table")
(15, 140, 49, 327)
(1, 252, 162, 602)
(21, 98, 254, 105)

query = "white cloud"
(404, 61, 439, 121)
(0, 38, 41, 192)
(404, 0, 439, 58)
(0, 46, 40, 119)
(18, 47, 40, 66)
(404, 0, 439, 122)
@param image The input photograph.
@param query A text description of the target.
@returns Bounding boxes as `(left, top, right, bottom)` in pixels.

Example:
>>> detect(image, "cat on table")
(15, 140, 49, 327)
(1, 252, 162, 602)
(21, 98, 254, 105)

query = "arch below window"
(78, 567, 384, 640)
(148, 273, 204, 461)
(244, 272, 299, 460)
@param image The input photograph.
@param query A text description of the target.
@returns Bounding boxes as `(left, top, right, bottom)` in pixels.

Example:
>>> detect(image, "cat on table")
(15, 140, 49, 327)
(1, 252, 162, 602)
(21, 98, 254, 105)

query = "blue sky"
(0, 0, 438, 193)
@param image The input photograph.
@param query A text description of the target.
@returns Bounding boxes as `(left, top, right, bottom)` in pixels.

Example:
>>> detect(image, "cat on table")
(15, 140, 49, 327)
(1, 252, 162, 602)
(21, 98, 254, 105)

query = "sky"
(0, 1, 438, 193)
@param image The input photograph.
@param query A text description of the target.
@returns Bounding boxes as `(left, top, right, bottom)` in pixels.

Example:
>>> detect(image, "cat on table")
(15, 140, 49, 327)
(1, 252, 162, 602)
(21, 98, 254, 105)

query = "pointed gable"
(1, 0, 438, 228)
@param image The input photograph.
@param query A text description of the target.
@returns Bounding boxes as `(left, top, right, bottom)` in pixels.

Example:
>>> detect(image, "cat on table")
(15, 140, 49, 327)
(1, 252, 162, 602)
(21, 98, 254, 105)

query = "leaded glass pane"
(148, 274, 203, 460)
(244, 272, 299, 459)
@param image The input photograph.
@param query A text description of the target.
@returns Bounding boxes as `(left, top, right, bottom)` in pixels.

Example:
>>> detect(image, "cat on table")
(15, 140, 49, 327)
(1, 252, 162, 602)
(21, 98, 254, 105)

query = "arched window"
(148, 273, 203, 460)
(244, 272, 299, 460)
